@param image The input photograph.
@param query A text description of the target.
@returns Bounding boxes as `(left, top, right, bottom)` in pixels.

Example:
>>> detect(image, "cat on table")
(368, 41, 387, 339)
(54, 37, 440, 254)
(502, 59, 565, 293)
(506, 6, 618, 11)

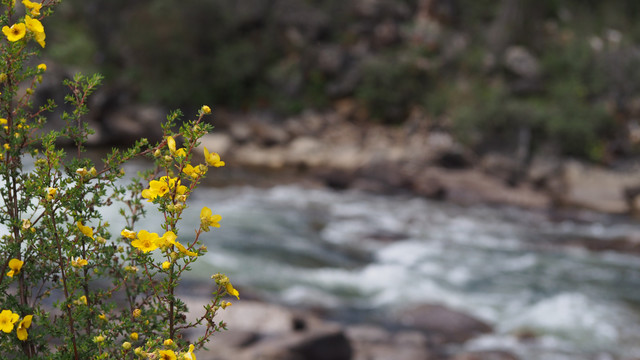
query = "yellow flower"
(184, 344, 197, 360)
(37, 63, 46, 72)
(22, 0, 41, 16)
(142, 178, 170, 201)
(2, 23, 26, 42)
(34, 30, 45, 48)
(131, 230, 160, 253)
(16, 315, 32, 341)
(200, 206, 221, 232)
(157, 231, 176, 250)
(175, 148, 187, 157)
(78, 295, 87, 305)
(77, 221, 94, 239)
(93, 335, 105, 343)
(24, 16, 43, 33)
(0, 118, 6, 125)
(158, 349, 177, 360)
(21, 219, 31, 230)
(203, 147, 225, 167)
(75, 167, 88, 176)
(220, 301, 232, 310)
(166, 136, 176, 154)
(130, 332, 139, 341)
(225, 282, 240, 300)
(121, 229, 136, 239)
(71, 257, 88, 268)
(162, 232, 197, 257)
(24, 15, 45, 48)
(182, 164, 205, 179)
(7, 258, 23, 277)
(201, 105, 211, 114)
(163, 338, 174, 347)
(98, 313, 107, 321)
(162, 261, 171, 270)
(0, 310, 19, 333)
(45, 187, 57, 200)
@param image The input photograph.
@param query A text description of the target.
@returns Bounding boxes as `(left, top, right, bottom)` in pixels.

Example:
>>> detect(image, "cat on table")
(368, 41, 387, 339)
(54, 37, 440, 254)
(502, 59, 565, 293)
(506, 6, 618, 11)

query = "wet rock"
(396, 304, 493, 344)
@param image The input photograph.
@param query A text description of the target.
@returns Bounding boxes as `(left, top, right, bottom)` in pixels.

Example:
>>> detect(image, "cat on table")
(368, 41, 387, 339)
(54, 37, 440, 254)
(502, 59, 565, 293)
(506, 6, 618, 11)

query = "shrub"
(0, 1, 235, 359)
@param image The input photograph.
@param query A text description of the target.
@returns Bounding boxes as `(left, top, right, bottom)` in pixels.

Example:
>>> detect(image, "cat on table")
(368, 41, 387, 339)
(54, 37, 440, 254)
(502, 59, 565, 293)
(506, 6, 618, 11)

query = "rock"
(101, 104, 165, 145)
(235, 145, 287, 168)
(250, 120, 290, 147)
(314, 45, 347, 75)
(450, 350, 519, 360)
(548, 160, 640, 213)
(238, 323, 351, 360)
(396, 304, 493, 344)
(197, 133, 233, 157)
(287, 137, 325, 167)
(216, 301, 306, 335)
(203, 301, 351, 360)
(503, 46, 540, 79)
(230, 121, 254, 144)
(346, 324, 434, 360)
(414, 168, 548, 209)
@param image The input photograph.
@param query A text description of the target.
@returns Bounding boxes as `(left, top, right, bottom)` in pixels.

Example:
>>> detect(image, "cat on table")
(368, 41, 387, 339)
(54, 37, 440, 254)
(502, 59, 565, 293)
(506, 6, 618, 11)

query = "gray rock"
(396, 304, 493, 344)
(504, 46, 540, 79)
(346, 324, 434, 360)
(450, 350, 519, 360)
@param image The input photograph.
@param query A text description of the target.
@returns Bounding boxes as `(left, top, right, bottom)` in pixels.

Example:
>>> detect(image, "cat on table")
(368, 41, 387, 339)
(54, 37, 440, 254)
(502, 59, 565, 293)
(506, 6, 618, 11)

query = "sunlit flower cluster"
(2, 3, 46, 47)
(0, 310, 32, 341)
(200, 206, 221, 232)
(212, 273, 240, 300)
(129, 230, 198, 257)
(141, 176, 187, 202)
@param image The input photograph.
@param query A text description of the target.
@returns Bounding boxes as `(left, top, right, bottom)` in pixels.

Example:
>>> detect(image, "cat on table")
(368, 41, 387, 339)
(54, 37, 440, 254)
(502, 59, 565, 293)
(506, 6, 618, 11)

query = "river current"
(20, 155, 640, 360)
(154, 182, 640, 360)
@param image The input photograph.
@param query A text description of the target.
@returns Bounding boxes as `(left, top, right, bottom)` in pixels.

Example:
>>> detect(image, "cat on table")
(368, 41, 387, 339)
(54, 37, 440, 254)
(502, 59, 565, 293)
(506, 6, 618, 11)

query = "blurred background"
(41, 0, 640, 359)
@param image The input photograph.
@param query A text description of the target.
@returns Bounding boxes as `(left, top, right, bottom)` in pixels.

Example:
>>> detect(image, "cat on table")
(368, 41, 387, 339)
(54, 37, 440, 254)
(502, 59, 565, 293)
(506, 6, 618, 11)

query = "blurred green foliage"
(43, 0, 640, 160)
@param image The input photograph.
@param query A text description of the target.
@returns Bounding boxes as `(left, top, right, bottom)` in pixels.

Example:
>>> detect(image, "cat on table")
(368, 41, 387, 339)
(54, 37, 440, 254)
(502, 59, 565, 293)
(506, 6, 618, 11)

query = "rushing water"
(48, 158, 640, 359)
(137, 183, 640, 360)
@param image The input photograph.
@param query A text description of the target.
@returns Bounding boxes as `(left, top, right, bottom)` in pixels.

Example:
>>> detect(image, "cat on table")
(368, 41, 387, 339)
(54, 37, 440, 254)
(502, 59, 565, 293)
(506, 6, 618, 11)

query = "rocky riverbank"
(179, 285, 518, 360)
(194, 108, 640, 218)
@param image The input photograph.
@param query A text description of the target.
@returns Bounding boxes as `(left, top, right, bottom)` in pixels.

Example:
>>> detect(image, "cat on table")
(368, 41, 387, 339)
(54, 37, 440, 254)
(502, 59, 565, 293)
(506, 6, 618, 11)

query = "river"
(39, 157, 640, 360)
(142, 179, 640, 360)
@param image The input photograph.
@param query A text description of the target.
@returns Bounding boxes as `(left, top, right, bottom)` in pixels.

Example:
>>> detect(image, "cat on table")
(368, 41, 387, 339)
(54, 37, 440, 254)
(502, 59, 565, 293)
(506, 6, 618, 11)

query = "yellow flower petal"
(7, 258, 23, 277)
(77, 221, 95, 239)
(2, 23, 26, 42)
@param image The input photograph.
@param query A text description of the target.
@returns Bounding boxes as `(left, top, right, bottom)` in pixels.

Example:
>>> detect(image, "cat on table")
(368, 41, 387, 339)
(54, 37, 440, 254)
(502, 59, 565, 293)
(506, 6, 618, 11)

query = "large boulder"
(199, 301, 351, 360)
(346, 324, 434, 360)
